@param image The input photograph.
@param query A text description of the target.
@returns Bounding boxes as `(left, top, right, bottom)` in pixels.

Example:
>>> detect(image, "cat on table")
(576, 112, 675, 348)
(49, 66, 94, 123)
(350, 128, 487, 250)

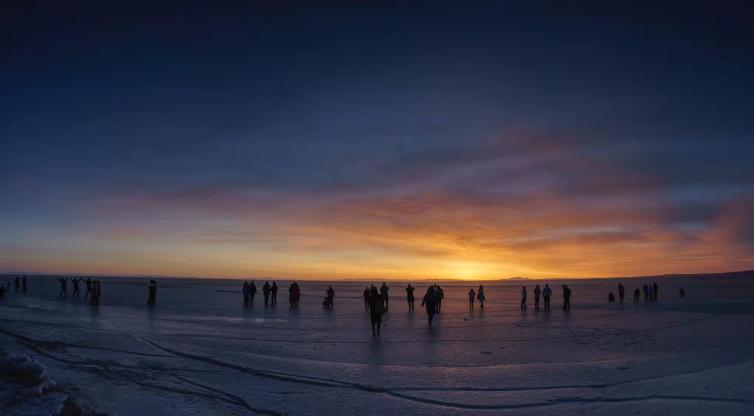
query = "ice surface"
(1, 274, 754, 415)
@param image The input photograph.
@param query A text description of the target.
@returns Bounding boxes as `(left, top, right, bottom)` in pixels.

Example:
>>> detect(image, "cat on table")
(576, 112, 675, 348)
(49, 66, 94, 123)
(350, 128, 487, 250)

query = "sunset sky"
(2, 1, 753, 279)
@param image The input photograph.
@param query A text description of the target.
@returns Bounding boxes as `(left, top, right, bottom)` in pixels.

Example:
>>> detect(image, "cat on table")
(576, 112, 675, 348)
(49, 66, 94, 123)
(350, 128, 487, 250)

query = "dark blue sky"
(2, 1, 753, 278)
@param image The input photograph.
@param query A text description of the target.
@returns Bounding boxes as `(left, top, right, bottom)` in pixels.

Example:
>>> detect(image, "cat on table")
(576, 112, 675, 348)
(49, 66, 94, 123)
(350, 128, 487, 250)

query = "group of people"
(468, 285, 486, 308)
(56, 277, 102, 305)
(241, 281, 279, 307)
(518, 284, 556, 311)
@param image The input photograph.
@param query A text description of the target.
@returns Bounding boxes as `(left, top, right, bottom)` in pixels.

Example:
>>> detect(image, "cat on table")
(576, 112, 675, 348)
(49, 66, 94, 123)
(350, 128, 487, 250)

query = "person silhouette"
(534, 284, 542, 310)
(90, 280, 100, 306)
(421, 285, 438, 326)
(562, 285, 571, 311)
(642, 284, 649, 303)
(147, 280, 157, 305)
(84, 278, 92, 299)
(368, 285, 384, 336)
(477, 285, 486, 308)
(679, 288, 686, 298)
(633, 287, 640, 303)
(0, 281, 10, 301)
(249, 281, 257, 305)
(14, 277, 20, 292)
(406, 284, 415, 311)
(242, 282, 250, 306)
(435, 285, 444, 313)
(618, 283, 625, 303)
(542, 284, 552, 311)
(380, 283, 390, 310)
(72, 278, 81, 299)
(363, 286, 370, 311)
(608, 291, 615, 303)
(57, 278, 68, 297)
(270, 281, 278, 305)
(263, 281, 271, 306)
(520, 286, 528, 310)
(324, 285, 334, 309)
(652, 282, 659, 302)
(468, 288, 476, 309)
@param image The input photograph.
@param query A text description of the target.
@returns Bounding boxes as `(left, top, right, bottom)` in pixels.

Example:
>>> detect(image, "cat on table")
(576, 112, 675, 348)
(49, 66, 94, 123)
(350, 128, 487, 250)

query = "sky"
(2, 1, 753, 280)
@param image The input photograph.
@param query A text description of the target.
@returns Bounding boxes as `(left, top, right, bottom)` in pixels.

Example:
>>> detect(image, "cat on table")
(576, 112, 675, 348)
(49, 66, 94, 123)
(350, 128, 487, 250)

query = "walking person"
(147, 280, 157, 305)
(380, 283, 390, 310)
(520, 286, 528, 310)
(543, 284, 552, 311)
(421, 285, 438, 326)
(271, 281, 278, 305)
(436, 285, 444, 313)
(534, 284, 542, 310)
(406, 284, 415, 311)
(468, 288, 476, 309)
(477, 285, 486, 308)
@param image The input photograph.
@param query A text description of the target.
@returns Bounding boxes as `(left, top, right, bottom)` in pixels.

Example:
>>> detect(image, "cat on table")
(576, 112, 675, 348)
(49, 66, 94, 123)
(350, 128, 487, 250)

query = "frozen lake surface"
(2, 273, 754, 415)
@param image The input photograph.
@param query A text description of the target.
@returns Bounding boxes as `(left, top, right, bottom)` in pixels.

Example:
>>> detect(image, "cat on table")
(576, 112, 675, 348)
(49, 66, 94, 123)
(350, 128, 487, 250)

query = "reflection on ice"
(1, 274, 754, 415)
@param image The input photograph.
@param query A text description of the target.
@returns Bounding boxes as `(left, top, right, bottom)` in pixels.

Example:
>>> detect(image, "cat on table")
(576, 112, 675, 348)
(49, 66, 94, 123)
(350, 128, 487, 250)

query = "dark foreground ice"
(1, 273, 754, 415)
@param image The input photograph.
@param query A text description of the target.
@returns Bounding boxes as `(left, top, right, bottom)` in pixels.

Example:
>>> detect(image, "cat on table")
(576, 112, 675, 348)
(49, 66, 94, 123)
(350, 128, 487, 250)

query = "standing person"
(618, 283, 625, 303)
(242, 282, 250, 306)
(57, 278, 68, 297)
(0, 282, 10, 301)
(72, 278, 81, 299)
(22, 276, 27, 293)
(249, 281, 257, 305)
(324, 285, 335, 309)
(543, 284, 552, 311)
(520, 286, 528, 310)
(380, 283, 390, 310)
(562, 285, 571, 311)
(14, 277, 20, 292)
(91, 281, 101, 305)
(263, 281, 271, 306)
(270, 281, 278, 305)
(534, 285, 542, 310)
(421, 285, 438, 326)
(84, 278, 92, 299)
(642, 284, 649, 303)
(468, 288, 476, 309)
(147, 280, 157, 305)
(406, 284, 415, 311)
(477, 285, 486, 308)
(633, 288, 641, 303)
(363, 286, 370, 311)
(368, 285, 384, 337)
(652, 282, 659, 302)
